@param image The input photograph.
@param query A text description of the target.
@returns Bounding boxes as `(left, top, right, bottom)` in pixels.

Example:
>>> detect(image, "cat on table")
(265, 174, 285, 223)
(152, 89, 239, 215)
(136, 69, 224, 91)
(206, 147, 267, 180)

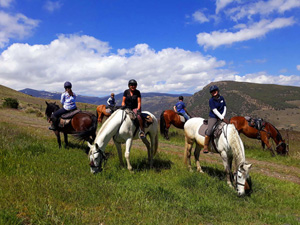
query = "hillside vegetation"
(0, 86, 300, 224)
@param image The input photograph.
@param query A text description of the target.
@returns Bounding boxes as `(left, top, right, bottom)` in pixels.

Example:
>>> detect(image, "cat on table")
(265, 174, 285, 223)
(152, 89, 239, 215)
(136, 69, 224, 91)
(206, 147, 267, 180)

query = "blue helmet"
(209, 85, 219, 93)
(64, 81, 72, 89)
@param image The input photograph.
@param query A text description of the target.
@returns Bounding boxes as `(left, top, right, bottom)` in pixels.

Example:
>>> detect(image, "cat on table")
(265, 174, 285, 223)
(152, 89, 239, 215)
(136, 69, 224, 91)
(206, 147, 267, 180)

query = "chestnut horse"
(230, 116, 288, 156)
(45, 102, 98, 148)
(96, 105, 112, 124)
(160, 110, 185, 140)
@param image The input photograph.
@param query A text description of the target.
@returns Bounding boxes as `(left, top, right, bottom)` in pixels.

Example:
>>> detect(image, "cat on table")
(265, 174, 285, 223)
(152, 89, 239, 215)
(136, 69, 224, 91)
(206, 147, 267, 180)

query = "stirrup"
(49, 125, 56, 131)
(203, 147, 209, 154)
(139, 131, 145, 139)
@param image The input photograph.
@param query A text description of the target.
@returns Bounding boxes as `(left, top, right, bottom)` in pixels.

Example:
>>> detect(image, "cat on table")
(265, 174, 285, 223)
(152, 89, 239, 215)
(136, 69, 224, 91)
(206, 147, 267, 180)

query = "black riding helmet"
(179, 96, 184, 100)
(209, 85, 219, 93)
(64, 81, 72, 89)
(128, 79, 137, 87)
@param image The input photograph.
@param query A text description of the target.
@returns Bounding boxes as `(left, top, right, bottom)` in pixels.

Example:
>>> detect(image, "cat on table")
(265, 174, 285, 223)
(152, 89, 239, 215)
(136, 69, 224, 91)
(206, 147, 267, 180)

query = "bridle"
(89, 148, 107, 171)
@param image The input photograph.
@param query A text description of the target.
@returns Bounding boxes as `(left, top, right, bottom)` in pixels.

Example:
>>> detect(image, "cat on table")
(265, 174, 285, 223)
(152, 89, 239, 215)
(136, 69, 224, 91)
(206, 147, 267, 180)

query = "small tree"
(3, 98, 19, 109)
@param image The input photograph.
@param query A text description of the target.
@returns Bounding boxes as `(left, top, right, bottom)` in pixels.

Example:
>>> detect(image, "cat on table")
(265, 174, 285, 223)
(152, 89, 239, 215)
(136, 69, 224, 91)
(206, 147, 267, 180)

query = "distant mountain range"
(7, 81, 300, 131)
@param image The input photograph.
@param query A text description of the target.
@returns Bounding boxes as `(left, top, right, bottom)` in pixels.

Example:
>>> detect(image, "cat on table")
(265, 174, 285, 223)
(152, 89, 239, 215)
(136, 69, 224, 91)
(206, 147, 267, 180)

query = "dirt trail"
(132, 141, 300, 185)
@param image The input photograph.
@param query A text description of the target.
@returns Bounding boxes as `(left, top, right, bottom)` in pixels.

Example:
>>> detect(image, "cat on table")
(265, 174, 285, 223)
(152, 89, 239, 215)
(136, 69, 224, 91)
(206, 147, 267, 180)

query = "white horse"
(184, 117, 252, 196)
(88, 109, 158, 173)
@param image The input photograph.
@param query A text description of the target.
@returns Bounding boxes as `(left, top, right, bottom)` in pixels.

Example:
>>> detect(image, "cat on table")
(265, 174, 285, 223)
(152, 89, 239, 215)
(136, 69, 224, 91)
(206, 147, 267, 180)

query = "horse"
(88, 109, 159, 173)
(230, 116, 288, 156)
(96, 105, 112, 123)
(45, 101, 98, 148)
(160, 110, 185, 140)
(184, 117, 252, 196)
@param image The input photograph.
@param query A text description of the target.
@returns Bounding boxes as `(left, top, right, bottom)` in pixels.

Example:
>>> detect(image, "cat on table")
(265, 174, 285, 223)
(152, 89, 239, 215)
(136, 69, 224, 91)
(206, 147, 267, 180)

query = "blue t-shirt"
(209, 96, 226, 118)
(175, 101, 186, 113)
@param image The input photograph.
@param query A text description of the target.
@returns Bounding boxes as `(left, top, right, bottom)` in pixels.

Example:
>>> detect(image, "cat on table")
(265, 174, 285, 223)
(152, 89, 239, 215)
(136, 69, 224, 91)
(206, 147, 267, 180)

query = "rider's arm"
(173, 106, 177, 112)
(212, 108, 224, 120)
(221, 106, 227, 118)
(107, 97, 111, 105)
(121, 96, 126, 106)
(137, 97, 141, 111)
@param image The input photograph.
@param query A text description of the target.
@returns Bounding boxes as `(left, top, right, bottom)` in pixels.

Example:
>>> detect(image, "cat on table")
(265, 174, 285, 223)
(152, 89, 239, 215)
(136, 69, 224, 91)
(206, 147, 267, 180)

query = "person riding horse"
(173, 96, 191, 121)
(121, 79, 145, 139)
(107, 93, 116, 111)
(49, 81, 77, 131)
(203, 85, 229, 153)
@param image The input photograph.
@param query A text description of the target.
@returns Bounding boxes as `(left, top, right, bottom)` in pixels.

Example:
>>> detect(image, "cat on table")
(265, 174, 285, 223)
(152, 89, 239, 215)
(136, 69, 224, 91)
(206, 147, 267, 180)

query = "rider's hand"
(222, 118, 229, 124)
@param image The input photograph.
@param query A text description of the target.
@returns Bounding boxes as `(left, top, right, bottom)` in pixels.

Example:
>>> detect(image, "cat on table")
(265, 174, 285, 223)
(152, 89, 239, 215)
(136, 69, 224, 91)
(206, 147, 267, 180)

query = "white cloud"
(0, 35, 228, 96)
(226, 0, 300, 21)
(193, 10, 209, 23)
(216, 0, 234, 14)
(297, 65, 300, 71)
(0, 11, 39, 48)
(44, 1, 62, 13)
(0, 0, 13, 8)
(197, 17, 295, 50)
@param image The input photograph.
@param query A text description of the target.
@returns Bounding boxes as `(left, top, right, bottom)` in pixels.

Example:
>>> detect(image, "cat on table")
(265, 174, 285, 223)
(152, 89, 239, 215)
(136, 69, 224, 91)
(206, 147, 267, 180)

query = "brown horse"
(230, 116, 288, 156)
(96, 105, 112, 123)
(45, 101, 98, 148)
(160, 110, 185, 140)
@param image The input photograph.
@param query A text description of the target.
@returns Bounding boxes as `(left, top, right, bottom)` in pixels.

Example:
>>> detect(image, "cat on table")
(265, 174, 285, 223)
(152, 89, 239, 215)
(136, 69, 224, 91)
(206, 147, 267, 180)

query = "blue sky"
(0, 0, 300, 97)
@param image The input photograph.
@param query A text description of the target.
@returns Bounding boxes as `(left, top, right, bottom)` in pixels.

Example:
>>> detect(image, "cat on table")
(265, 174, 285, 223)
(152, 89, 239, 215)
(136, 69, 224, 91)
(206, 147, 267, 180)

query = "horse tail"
(73, 113, 98, 143)
(160, 111, 166, 135)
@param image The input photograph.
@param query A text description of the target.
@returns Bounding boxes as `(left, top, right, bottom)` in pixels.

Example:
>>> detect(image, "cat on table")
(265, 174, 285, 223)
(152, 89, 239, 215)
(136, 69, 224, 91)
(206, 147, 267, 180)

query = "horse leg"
(125, 138, 133, 171)
(113, 140, 125, 167)
(261, 141, 265, 149)
(63, 132, 68, 148)
(184, 136, 193, 172)
(261, 134, 275, 156)
(165, 123, 171, 140)
(220, 151, 233, 188)
(141, 135, 153, 168)
(194, 143, 203, 173)
(54, 131, 62, 148)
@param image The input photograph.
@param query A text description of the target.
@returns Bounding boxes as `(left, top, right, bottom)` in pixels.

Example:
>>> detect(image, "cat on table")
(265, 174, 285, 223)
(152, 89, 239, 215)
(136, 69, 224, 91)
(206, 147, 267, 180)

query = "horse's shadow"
(129, 157, 173, 173)
(201, 166, 227, 180)
(64, 142, 90, 154)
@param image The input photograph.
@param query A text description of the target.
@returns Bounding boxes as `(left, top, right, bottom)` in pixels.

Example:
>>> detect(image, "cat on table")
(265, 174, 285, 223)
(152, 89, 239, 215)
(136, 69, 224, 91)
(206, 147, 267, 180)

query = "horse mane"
(227, 124, 245, 168)
(265, 121, 283, 142)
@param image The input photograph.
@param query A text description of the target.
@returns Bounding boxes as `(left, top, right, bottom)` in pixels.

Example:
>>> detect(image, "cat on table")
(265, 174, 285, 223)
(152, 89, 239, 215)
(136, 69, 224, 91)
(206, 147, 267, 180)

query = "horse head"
(87, 142, 106, 174)
(235, 162, 252, 197)
(276, 140, 288, 155)
(45, 101, 60, 120)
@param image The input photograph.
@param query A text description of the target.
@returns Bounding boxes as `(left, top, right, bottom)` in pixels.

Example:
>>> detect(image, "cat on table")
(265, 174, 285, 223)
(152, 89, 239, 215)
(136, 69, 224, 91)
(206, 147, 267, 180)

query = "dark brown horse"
(160, 110, 185, 140)
(96, 104, 112, 123)
(230, 116, 288, 156)
(45, 101, 98, 148)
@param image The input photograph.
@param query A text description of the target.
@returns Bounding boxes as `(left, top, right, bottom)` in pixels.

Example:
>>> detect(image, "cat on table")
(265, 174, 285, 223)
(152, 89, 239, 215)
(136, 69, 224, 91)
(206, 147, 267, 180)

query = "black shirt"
(123, 89, 141, 110)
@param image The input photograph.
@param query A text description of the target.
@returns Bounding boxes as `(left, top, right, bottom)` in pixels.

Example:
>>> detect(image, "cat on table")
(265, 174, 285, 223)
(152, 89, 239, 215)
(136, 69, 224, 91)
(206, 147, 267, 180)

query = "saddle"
(58, 109, 81, 128)
(124, 108, 153, 128)
(177, 113, 186, 123)
(105, 105, 121, 114)
(198, 120, 225, 139)
(244, 116, 265, 131)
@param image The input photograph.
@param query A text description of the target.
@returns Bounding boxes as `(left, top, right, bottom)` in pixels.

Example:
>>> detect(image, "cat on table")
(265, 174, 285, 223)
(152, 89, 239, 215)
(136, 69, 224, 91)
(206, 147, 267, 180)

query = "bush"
(2, 98, 19, 109)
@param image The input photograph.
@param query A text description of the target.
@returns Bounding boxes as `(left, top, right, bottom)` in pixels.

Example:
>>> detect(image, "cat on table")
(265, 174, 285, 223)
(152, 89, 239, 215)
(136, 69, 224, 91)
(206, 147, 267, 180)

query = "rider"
(107, 93, 116, 111)
(203, 85, 228, 153)
(121, 79, 145, 139)
(49, 81, 77, 131)
(173, 96, 191, 121)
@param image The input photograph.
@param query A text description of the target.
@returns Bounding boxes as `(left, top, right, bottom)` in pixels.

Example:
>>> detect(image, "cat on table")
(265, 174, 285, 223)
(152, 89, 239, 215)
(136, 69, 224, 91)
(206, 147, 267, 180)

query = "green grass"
(1, 121, 300, 225)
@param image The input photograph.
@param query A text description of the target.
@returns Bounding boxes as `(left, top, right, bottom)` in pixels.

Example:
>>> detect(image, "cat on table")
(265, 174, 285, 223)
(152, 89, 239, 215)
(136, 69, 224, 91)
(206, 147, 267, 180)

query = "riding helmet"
(179, 96, 184, 100)
(209, 85, 219, 93)
(128, 79, 137, 87)
(64, 81, 72, 89)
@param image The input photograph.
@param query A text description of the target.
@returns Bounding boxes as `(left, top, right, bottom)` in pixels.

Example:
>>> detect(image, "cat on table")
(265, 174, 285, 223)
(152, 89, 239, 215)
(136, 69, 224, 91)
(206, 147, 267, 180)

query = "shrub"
(2, 98, 19, 109)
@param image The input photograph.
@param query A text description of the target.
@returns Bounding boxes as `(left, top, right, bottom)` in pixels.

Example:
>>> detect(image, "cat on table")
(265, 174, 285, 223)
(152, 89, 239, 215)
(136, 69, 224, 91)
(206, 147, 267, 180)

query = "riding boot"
(138, 117, 145, 139)
(203, 135, 210, 153)
(49, 115, 58, 131)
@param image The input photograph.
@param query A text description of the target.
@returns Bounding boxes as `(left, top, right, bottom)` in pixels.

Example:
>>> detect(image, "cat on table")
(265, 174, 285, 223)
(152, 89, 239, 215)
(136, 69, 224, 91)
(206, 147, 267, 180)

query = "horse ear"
(95, 143, 99, 150)
(87, 142, 93, 148)
(244, 163, 252, 171)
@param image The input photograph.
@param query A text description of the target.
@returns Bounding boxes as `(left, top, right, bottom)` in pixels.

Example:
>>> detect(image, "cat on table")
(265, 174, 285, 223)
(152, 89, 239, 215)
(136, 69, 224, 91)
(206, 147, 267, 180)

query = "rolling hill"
(2, 81, 300, 131)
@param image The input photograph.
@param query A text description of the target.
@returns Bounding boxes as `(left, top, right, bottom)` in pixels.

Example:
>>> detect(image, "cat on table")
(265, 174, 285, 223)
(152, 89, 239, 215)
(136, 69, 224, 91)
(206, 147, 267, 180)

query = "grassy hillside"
(1, 102, 300, 224)
(187, 81, 300, 131)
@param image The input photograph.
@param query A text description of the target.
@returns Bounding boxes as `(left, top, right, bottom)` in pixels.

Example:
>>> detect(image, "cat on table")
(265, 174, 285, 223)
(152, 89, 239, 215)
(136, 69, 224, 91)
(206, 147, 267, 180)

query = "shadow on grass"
(202, 166, 226, 181)
(131, 157, 174, 173)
